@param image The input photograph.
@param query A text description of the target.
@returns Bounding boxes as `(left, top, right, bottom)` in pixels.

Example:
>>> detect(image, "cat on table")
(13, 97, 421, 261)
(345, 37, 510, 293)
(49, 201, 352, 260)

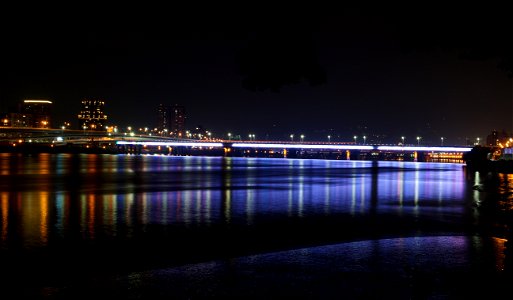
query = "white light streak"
(23, 100, 52, 104)
(377, 146, 472, 152)
(116, 141, 223, 147)
(232, 143, 374, 150)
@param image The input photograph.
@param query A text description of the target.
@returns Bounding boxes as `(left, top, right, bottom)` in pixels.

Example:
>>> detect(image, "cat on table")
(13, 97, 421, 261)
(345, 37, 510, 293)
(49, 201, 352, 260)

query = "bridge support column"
(223, 147, 233, 157)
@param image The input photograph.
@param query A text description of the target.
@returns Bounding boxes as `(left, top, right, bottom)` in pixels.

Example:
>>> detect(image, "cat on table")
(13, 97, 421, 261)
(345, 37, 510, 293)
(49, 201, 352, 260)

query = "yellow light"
(24, 100, 52, 103)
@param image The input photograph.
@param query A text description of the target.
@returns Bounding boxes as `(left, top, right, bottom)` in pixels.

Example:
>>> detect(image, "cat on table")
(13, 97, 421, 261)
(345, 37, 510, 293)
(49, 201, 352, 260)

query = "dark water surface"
(0, 153, 511, 298)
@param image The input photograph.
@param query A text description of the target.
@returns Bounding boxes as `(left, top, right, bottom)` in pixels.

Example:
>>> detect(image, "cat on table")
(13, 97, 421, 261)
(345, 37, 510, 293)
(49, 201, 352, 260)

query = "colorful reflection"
(0, 154, 480, 250)
(1, 192, 7, 244)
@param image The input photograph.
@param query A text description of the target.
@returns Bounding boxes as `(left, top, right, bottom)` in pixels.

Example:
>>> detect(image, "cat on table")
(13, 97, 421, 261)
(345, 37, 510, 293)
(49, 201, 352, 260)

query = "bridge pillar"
(222, 143, 233, 157)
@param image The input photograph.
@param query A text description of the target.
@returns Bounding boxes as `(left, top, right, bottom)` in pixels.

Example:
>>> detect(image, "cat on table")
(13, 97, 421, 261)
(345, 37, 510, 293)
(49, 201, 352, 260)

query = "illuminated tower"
(19, 99, 52, 128)
(77, 99, 108, 131)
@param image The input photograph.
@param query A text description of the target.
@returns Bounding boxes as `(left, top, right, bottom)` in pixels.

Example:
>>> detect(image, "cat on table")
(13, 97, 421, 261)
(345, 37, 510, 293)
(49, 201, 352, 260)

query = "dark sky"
(1, 5, 511, 145)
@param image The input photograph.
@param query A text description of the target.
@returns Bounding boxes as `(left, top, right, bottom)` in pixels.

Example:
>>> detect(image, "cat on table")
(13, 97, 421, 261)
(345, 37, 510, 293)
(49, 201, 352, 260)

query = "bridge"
(114, 140, 471, 162)
(0, 127, 472, 162)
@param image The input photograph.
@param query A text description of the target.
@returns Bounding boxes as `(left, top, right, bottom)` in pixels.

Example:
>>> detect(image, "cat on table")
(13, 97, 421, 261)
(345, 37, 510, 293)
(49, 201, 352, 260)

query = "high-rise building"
(157, 104, 171, 134)
(77, 100, 108, 130)
(171, 104, 185, 137)
(15, 99, 52, 128)
(157, 104, 186, 137)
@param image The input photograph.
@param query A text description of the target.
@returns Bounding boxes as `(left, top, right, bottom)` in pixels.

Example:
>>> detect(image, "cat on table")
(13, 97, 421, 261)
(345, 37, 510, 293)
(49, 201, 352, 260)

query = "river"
(0, 153, 511, 298)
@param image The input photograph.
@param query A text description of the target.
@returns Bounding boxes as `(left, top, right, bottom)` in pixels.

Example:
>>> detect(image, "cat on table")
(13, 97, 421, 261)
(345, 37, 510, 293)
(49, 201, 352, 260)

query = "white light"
(232, 143, 374, 150)
(24, 100, 52, 104)
(117, 141, 224, 147)
(377, 146, 472, 152)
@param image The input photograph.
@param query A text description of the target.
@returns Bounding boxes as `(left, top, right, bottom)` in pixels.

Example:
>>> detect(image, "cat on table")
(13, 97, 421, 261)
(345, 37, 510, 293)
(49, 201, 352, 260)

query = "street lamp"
(417, 136, 421, 146)
(300, 134, 305, 142)
(476, 137, 480, 145)
(401, 136, 405, 145)
(227, 132, 231, 140)
(354, 135, 357, 144)
(290, 134, 294, 141)
(363, 135, 366, 145)
(327, 135, 331, 142)
(441, 137, 444, 146)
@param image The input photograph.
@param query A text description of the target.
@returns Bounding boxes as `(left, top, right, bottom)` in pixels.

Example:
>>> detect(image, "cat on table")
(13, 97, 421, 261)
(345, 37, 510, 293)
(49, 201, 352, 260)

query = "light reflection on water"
(0, 154, 473, 250)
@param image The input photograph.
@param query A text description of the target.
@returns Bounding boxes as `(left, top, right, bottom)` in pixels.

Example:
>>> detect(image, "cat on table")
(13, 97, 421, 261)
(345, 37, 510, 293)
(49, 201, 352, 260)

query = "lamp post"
(363, 135, 366, 145)
(290, 134, 294, 142)
(327, 135, 331, 142)
(300, 134, 305, 142)
(227, 133, 231, 140)
(354, 135, 357, 144)
(441, 137, 444, 146)
(476, 137, 480, 145)
(401, 136, 405, 146)
(417, 136, 421, 146)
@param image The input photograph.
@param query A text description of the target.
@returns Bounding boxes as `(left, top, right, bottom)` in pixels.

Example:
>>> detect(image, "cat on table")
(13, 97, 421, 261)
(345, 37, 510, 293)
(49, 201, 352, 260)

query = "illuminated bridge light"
(377, 146, 472, 152)
(232, 143, 374, 150)
(116, 141, 224, 147)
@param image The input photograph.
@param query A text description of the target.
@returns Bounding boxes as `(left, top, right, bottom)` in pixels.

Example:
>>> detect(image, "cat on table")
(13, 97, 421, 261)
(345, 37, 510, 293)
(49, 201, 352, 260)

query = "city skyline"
(1, 5, 511, 144)
(0, 96, 501, 146)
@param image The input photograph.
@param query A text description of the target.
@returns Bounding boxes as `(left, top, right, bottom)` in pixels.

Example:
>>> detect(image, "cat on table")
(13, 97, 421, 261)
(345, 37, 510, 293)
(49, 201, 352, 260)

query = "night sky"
(1, 5, 511, 145)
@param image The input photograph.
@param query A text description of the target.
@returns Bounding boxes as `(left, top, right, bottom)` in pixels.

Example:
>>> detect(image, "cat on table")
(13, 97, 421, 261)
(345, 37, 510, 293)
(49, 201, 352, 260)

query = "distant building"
(171, 104, 186, 137)
(157, 104, 171, 134)
(8, 112, 30, 127)
(77, 100, 108, 130)
(157, 104, 186, 137)
(11, 99, 53, 128)
(486, 129, 509, 146)
(487, 130, 499, 146)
